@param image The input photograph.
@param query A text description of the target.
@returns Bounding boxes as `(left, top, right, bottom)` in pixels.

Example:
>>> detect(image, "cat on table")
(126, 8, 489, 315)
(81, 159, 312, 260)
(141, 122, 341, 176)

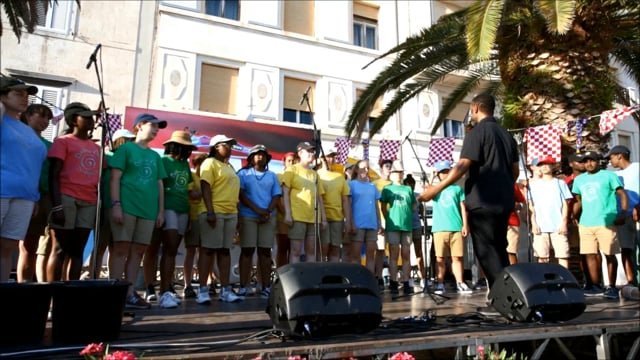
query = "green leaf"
(534, 0, 576, 34)
(466, 0, 505, 60)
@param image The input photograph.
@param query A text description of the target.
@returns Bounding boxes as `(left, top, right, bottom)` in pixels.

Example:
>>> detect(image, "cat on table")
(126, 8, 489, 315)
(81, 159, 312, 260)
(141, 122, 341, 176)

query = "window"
(204, 0, 239, 20)
(284, 0, 314, 36)
(199, 64, 239, 115)
(27, 85, 65, 142)
(353, 1, 378, 49)
(283, 77, 315, 125)
(356, 89, 382, 133)
(444, 119, 464, 139)
(35, 0, 75, 33)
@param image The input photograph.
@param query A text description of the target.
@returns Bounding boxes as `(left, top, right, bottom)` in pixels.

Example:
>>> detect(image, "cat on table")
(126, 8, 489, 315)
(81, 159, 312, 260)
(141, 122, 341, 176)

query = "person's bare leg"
(621, 248, 635, 285)
(289, 239, 303, 264)
(257, 247, 272, 289)
(159, 230, 181, 292)
(125, 243, 147, 297)
(452, 256, 465, 284)
(605, 254, 618, 287)
(183, 247, 197, 288)
(239, 247, 255, 288)
(388, 244, 400, 283)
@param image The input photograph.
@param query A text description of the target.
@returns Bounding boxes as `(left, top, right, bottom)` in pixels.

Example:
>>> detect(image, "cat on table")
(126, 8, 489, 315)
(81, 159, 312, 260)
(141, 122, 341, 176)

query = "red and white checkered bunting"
(426, 137, 455, 166)
(103, 114, 122, 144)
(333, 137, 351, 165)
(599, 106, 638, 135)
(379, 139, 401, 161)
(524, 124, 561, 164)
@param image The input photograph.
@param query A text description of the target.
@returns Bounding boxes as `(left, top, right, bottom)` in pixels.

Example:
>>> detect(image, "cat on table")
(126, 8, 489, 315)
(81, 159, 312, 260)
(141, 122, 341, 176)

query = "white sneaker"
(159, 291, 179, 309)
(457, 282, 473, 294)
(197, 286, 211, 304)
(220, 288, 243, 303)
(434, 283, 445, 295)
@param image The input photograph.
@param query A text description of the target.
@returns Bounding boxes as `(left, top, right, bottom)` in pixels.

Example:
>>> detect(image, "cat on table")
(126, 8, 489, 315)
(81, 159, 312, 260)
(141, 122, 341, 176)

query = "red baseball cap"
(537, 155, 557, 165)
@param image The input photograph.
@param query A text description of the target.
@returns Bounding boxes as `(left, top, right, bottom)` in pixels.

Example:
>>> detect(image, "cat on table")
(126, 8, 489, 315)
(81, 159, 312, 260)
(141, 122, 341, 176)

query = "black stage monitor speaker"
(489, 263, 586, 322)
(266, 262, 382, 338)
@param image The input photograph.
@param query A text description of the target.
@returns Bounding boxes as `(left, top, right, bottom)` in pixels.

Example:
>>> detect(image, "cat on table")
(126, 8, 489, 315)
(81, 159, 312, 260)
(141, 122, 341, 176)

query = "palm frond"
(466, 0, 505, 60)
(430, 61, 500, 135)
(2, 0, 24, 41)
(534, 0, 576, 34)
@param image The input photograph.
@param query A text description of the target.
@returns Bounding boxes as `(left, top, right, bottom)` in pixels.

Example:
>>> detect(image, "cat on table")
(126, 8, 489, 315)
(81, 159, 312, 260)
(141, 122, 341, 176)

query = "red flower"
(390, 352, 415, 360)
(105, 351, 137, 360)
(80, 343, 105, 357)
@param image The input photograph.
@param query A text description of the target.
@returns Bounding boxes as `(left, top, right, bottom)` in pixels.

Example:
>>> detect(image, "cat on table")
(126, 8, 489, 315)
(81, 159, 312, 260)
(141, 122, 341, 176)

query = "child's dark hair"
(20, 104, 53, 124)
(164, 142, 193, 160)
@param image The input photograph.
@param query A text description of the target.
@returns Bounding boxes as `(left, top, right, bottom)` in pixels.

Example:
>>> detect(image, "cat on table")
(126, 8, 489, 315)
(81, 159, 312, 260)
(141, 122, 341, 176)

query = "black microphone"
(299, 86, 311, 106)
(86, 44, 102, 69)
(402, 129, 413, 143)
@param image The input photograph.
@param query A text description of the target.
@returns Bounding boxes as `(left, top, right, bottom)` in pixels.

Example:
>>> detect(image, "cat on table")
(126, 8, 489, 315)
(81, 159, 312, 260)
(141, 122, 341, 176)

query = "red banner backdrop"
(124, 107, 314, 163)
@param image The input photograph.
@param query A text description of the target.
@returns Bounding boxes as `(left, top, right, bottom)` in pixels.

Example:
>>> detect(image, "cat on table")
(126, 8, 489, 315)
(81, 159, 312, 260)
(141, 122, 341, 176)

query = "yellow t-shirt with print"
(188, 170, 204, 220)
(282, 163, 325, 223)
(200, 157, 239, 214)
(319, 169, 350, 221)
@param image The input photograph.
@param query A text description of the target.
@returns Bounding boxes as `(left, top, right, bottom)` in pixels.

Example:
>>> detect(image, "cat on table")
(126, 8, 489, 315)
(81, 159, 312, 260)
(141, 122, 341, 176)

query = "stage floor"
(4, 284, 638, 359)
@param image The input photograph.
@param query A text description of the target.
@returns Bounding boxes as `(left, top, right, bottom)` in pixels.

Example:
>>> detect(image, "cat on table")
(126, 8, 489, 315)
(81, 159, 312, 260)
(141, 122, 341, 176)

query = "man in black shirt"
(419, 94, 519, 289)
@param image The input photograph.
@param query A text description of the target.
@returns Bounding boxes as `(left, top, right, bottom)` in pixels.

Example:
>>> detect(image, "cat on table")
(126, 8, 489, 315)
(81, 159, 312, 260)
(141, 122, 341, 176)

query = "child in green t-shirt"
(380, 160, 416, 295)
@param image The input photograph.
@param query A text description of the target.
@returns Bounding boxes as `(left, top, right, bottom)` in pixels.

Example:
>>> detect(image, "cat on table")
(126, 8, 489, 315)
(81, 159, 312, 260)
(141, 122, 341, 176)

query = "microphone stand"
(300, 92, 325, 262)
(87, 44, 111, 280)
(393, 134, 449, 304)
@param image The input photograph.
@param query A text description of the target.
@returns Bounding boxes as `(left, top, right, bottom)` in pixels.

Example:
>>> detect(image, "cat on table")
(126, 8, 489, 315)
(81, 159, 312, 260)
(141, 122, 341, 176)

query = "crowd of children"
(1, 77, 639, 312)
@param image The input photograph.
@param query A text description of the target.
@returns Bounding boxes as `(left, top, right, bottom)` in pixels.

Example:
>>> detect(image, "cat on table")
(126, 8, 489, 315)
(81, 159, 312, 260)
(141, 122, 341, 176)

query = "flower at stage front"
(477, 345, 486, 359)
(80, 343, 137, 360)
(80, 343, 105, 359)
(389, 352, 415, 360)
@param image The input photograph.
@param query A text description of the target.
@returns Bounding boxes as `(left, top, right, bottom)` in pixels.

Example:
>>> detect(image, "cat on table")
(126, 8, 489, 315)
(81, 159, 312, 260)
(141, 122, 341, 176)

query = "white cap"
(209, 134, 237, 147)
(112, 129, 135, 141)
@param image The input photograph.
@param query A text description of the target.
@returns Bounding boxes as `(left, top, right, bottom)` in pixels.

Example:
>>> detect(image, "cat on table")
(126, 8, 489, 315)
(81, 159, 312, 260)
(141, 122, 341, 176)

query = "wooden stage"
(1, 284, 638, 359)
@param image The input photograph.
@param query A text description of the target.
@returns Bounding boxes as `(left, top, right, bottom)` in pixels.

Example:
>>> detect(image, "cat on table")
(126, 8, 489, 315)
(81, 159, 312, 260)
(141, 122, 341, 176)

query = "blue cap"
(434, 160, 452, 173)
(133, 113, 167, 129)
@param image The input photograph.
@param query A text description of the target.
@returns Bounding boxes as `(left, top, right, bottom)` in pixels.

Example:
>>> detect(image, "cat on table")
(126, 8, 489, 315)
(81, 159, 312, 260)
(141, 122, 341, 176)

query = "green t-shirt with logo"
(380, 183, 416, 232)
(572, 169, 623, 226)
(39, 137, 53, 195)
(431, 184, 465, 233)
(162, 156, 192, 214)
(110, 142, 167, 220)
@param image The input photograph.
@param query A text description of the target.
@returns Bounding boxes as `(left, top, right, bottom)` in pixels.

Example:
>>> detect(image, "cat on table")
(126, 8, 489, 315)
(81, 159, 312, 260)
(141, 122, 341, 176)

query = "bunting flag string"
(362, 139, 369, 161)
(426, 137, 455, 166)
(333, 137, 351, 165)
(575, 117, 587, 151)
(599, 105, 638, 135)
(524, 124, 562, 164)
(103, 114, 122, 145)
(379, 139, 401, 162)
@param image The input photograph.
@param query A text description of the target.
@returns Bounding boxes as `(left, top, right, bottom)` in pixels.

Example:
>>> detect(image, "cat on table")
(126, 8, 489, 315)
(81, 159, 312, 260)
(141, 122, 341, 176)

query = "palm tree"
(346, 0, 639, 151)
(1, 0, 80, 42)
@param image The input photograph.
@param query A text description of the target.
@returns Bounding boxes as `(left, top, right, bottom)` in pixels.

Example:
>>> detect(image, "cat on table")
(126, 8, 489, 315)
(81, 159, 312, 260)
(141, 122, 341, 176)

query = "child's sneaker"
(145, 285, 157, 302)
(159, 291, 179, 309)
(603, 286, 619, 300)
(260, 287, 271, 299)
(433, 283, 445, 295)
(126, 293, 151, 309)
(457, 282, 473, 294)
(389, 281, 399, 295)
(183, 286, 197, 299)
(220, 287, 243, 303)
(196, 286, 211, 305)
(403, 281, 414, 295)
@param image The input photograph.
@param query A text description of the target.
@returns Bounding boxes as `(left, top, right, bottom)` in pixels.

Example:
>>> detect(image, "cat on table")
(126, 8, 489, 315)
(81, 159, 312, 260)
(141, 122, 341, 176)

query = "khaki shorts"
(434, 231, 464, 257)
(111, 212, 156, 245)
(289, 221, 316, 241)
(579, 225, 620, 255)
(199, 212, 237, 249)
(506, 225, 519, 254)
(35, 225, 52, 256)
(239, 216, 276, 248)
(51, 194, 97, 230)
(164, 209, 189, 235)
(617, 216, 637, 250)
(184, 218, 200, 248)
(320, 221, 344, 246)
(27, 194, 51, 238)
(351, 228, 378, 243)
(533, 232, 570, 258)
(387, 231, 412, 246)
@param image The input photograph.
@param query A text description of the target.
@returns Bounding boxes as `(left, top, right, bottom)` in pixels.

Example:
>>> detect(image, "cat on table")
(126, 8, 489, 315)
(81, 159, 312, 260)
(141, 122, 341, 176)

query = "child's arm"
(460, 200, 468, 237)
(49, 158, 65, 226)
(110, 169, 123, 224)
(156, 179, 164, 228)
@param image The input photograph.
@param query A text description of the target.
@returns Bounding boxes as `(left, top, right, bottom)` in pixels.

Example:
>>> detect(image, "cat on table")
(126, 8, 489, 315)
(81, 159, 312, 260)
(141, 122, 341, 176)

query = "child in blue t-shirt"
(426, 161, 471, 295)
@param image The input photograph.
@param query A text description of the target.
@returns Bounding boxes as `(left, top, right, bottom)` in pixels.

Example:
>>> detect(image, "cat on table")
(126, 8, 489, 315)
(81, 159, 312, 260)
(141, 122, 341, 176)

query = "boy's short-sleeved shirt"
(319, 169, 350, 221)
(431, 184, 465, 232)
(110, 141, 167, 220)
(572, 170, 623, 226)
(162, 156, 192, 214)
(237, 167, 282, 219)
(48, 134, 101, 204)
(282, 163, 325, 223)
(200, 157, 239, 214)
(529, 178, 573, 232)
(380, 183, 416, 232)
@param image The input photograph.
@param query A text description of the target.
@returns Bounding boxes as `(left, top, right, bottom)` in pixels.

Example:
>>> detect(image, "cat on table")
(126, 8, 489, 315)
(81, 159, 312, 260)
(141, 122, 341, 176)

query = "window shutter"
(283, 0, 314, 36)
(353, 1, 378, 21)
(284, 78, 314, 111)
(199, 64, 238, 115)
